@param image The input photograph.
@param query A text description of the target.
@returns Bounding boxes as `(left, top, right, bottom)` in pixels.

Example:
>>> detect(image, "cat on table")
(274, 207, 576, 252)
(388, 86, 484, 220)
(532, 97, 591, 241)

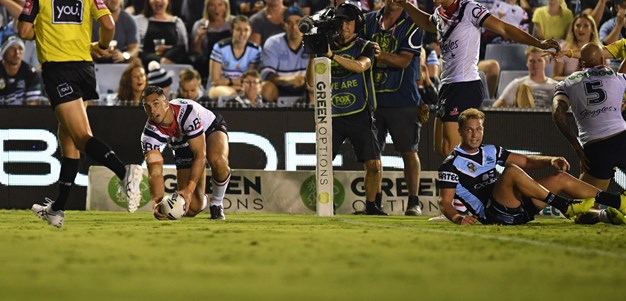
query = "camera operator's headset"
(336, 2, 365, 37)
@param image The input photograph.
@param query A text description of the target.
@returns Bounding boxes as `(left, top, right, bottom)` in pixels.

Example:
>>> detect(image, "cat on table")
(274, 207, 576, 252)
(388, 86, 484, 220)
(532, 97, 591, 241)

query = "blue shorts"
(482, 196, 539, 225)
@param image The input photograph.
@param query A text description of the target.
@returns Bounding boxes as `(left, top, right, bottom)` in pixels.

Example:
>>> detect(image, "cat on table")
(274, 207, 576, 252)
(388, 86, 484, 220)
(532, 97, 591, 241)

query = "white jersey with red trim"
(141, 98, 216, 153)
(432, 0, 491, 84)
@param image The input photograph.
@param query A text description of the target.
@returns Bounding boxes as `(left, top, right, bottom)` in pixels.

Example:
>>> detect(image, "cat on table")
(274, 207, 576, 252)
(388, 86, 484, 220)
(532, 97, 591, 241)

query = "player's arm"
(439, 188, 476, 225)
(552, 94, 589, 171)
(482, 15, 560, 51)
(91, 14, 116, 58)
(180, 133, 207, 207)
(393, 0, 436, 33)
(17, 0, 38, 41)
(559, 46, 615, 60)
(504, 152, 570, 172)
(145, 150, 168, 220)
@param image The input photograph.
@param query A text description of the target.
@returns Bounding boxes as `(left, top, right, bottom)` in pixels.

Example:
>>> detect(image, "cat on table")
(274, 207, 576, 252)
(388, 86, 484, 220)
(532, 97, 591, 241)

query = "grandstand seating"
(94, 64, 126, 100)
(478, 71, 491, 100)
(484, 44, 528, 71)
(496, 70, 528, 98)
(162, 64, 194, 91)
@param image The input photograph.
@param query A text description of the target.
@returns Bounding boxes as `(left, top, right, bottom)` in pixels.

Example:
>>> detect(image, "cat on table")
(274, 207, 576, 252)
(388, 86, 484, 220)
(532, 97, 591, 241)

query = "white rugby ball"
(160, 193, 187, 220)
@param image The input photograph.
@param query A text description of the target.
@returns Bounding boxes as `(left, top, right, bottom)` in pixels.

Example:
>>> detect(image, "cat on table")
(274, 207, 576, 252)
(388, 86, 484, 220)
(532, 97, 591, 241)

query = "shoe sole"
(125, 165, 143, 213)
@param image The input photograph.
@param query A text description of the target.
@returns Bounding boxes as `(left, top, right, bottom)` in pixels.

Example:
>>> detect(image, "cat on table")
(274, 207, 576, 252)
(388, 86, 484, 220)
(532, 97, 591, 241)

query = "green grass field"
(0, 210, 624, 301)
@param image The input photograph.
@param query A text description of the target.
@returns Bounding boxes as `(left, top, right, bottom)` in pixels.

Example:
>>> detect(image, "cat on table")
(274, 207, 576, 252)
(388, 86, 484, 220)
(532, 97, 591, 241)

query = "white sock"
(210, 172, 230, 207)
(201, 194, 208, 211)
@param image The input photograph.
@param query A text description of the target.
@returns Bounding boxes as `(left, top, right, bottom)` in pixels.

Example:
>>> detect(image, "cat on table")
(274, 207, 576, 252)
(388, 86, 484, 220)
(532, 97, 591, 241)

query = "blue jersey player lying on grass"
(437, 108, 626, 225)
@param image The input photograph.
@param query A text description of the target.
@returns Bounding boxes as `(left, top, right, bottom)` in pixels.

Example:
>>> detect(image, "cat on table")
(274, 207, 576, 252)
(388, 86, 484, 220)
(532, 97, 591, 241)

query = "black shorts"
(584, 131, 626, 179)
(482, 196, 539, 225)
(375, 106, 421, 152)
(437, 80, 484, 122)
(174, 113, 228, 169)
(333, 109, 381, 163)
(41, 62, 99, 109)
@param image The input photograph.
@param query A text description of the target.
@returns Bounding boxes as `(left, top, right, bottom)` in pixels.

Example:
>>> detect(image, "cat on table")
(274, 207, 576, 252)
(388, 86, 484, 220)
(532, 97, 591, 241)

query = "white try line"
(339, 219, 626, 259)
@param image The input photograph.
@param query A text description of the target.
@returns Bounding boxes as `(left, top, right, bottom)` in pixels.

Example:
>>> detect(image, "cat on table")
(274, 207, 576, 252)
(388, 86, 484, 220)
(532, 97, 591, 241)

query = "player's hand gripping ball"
(160, 193, 187, 220)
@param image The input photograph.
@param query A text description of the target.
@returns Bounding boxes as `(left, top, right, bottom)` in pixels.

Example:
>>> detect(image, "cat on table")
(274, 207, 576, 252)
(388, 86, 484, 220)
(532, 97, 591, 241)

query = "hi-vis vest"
(330, 38, 376, 117)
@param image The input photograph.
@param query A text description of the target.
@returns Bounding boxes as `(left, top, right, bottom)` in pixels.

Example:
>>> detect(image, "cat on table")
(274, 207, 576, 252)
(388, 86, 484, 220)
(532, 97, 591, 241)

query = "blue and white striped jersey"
(210, 38, 262, 80)
(437, 144, 510, 220)
(260, 33, 309, 95)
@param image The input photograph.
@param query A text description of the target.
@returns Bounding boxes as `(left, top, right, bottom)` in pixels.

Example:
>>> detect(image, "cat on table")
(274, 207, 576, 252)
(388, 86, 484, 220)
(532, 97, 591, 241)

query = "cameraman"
(306, 2, 386, 215)
(363, 0, 425, 216)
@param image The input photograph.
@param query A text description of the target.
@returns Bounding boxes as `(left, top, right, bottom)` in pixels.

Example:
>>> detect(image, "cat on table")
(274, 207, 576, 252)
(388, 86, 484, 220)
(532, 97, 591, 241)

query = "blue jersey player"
(437, 108, 626, 225)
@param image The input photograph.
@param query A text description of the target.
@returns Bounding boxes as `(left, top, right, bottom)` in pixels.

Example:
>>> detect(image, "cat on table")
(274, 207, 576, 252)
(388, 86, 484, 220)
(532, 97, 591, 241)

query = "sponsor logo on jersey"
(474, 175, 497, 189)
(450, 106, 459, 116)
(94, 0, 107, 10)
(53, 0, 84, 24)
(22, 0, 33, 15)
(438, 171, 459, 183)
(472, 5, 487, 19)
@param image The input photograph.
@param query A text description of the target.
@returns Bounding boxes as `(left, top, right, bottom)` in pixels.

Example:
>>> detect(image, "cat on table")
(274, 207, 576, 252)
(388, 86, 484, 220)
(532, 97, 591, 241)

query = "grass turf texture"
(0, 210, 624, 301)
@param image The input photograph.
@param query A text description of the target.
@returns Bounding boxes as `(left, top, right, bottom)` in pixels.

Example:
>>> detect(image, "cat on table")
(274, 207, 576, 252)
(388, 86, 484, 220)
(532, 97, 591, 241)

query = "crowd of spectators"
(2, 0, 626, 109)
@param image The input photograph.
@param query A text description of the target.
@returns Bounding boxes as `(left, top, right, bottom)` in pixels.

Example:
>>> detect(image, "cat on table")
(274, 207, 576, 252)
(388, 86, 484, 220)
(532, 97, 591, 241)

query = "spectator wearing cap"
(260, 5, 309, 102)
(208, 15, 261, 100)
(249, 0, 287, 46)
(147, 60, 173, 97)
(0, 36, 44, 105)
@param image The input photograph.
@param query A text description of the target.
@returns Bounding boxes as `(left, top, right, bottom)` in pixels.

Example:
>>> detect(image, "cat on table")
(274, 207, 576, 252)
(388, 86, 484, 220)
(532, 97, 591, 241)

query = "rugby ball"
(160, 193, 187, 220)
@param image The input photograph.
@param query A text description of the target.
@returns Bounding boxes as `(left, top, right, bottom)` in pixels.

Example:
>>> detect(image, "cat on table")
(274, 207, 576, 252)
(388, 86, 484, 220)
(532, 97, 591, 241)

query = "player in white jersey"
(553, 43, 626, 195)
(140, 86, 231, 220)
(393, 0, 560, 158)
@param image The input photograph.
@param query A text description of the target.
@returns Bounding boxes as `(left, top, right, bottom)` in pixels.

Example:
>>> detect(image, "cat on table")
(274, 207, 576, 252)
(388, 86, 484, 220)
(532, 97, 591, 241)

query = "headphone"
(336, 2, 365, 35)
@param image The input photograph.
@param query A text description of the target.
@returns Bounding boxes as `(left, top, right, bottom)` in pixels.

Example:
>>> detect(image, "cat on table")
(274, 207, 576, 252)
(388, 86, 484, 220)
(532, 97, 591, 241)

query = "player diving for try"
(140, 85, 231, 220)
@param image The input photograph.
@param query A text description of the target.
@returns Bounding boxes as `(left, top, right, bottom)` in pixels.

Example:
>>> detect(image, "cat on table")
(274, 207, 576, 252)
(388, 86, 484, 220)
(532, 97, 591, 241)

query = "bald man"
(552, 42, 626, 223)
